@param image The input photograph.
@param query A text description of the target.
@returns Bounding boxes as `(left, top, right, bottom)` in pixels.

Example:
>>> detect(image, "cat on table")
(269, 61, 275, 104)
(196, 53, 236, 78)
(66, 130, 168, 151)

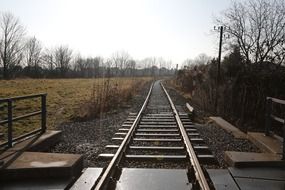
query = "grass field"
(0, 77, 152, 139)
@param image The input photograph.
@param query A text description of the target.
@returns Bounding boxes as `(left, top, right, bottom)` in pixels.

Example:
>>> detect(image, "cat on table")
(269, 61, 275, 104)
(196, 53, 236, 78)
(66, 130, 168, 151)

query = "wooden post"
(265, 98, 272, 136)
(282, 114, 285, 160)
(7, 100, 13, 147)
(41, 94, 47, 133)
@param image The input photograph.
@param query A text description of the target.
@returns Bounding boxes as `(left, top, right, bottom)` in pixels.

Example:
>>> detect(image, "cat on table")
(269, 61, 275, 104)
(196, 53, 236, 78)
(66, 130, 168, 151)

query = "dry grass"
(0, 77, 152, 139)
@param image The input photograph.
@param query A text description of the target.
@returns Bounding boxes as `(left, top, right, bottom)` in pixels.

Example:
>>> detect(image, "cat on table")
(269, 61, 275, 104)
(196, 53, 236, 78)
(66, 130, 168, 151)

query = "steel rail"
(161, 82, 210, 190)
(93, 82, 154, 190)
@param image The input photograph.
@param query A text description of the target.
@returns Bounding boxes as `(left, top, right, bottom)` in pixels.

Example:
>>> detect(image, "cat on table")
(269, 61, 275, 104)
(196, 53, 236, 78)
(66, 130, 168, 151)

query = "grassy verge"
(0, 77, 152, 139)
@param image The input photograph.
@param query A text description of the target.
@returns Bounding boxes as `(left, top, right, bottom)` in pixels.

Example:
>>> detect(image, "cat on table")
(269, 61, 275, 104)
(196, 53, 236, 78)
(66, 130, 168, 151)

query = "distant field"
(0, 77, 152, 139)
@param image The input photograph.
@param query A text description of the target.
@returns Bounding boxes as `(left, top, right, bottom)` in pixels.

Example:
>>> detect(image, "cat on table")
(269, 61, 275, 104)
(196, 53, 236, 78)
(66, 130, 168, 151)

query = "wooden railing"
(0, 94, 47, 148)
(265, 97, 285, 159)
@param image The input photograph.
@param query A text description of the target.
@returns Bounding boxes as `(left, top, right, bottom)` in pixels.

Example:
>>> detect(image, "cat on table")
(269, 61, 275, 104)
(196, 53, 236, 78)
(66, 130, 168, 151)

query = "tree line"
(176, 0, 285, 132)
(0, 12, 174, 79)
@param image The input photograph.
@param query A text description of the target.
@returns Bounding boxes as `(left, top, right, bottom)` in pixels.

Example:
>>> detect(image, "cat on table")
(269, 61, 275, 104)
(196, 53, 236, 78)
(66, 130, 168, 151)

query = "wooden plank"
(139, 125, 177, 128)
(190, 138, 204, 143)
(186, 103, 194, 113)
(185, 128, 197, 132)
(267, 97, 285, 105)
(141, 119, 175, 122)
(187, 133, 200, 136)
(118, 128, 129, 131)
(197, 155, 216, 164)
(225, 151, 284, 167)
(247, 132, 283, 154)
(133, 138, 181, 142)
(129, 146, 184, 151)
(270, 114, 284, 124)
(209, 117, 247, 139)
(137, 129, 178, 132)
(112, 137, 124, 141)
(125, 154, 187, 161)
(105, 145, 120, 149)
(141, 116, 174, 119)
(115, 133, 127, 136)
(139, 122, 177, 125)
(135, 133, 180, 137)
(98, 153, 114, 159)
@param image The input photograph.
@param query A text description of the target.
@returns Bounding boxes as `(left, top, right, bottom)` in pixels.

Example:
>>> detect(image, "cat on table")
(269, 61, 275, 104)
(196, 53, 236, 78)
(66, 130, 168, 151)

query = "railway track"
(93, 81, 216, 190)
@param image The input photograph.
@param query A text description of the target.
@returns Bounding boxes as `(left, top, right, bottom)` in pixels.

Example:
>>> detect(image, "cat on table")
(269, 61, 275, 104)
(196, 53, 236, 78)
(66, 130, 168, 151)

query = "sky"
(0, 0, 232, 65)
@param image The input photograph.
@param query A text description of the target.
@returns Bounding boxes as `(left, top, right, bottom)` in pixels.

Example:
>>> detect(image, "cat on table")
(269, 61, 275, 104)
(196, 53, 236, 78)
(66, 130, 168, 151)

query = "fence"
(265, 97, 285, 159)
(0, 94, 47, 148)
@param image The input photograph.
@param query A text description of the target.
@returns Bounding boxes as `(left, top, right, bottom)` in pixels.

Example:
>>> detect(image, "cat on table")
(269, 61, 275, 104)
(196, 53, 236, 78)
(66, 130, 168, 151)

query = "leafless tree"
(42, 48, 55, 76)
(0, 12, 25, 79)
(73, 54, 87, 77)
(195, 53, 211, 65)
(111, 51, 130, 76)
(54, 45, 73, 77)
(217, 0, 285, 65)
(24, 36, 42, 77)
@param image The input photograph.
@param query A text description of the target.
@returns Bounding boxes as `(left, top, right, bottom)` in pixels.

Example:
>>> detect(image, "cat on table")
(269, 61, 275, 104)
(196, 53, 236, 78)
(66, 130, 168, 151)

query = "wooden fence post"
(265, 98, 272, 136)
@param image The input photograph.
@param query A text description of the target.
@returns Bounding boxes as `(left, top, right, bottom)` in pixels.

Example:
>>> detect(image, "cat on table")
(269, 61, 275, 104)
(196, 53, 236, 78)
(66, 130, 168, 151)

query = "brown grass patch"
(0, 77, 152, 139)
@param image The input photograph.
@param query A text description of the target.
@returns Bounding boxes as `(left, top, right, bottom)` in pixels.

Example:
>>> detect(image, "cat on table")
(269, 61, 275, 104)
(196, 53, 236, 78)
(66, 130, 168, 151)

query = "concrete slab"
(247, 132, 283, 154)
(0, 130, 62, 168)
(207, 169, 239, 190)
(209, 117, 247, 139)
(1, 177, 73, 190)
(225, 151, 284, 167)
(229, 167, 285, 181)
(116, 168, 192, 190)
(0, 152, 83, 180)
(235, 177, 285, 190)
(70, 168, 103, 190)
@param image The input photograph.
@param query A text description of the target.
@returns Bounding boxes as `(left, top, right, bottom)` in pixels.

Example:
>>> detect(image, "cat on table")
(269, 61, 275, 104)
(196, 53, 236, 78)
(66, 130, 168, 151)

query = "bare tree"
(42, 48, 56, 77)
(0, 12, 25, 79)
(24, 36, 42, 77)
(111, 51, 130, 76)
(54, 45, 73, 77)
(73, 54, 87, 77)
(217, 0, 285, 65)
(195, 53, 211, 65)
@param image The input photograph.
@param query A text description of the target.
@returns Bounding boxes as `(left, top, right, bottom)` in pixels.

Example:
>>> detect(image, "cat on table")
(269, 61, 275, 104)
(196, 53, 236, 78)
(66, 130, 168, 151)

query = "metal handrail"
(265, 96, 285, 160)
(0, 93, 47, 148)
(93, 82, 154, 190)
(161, 82, 210, 190)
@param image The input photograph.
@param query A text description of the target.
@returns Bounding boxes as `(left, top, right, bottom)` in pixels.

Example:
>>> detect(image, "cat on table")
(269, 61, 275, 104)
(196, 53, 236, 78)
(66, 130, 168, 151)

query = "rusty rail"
(0, 93, 47, 148)
(161, 82, 210, 190)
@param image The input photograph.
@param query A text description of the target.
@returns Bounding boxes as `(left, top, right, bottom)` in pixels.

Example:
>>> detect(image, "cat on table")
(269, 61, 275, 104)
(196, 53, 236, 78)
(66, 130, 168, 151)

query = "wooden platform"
(209, 117, 247, 139)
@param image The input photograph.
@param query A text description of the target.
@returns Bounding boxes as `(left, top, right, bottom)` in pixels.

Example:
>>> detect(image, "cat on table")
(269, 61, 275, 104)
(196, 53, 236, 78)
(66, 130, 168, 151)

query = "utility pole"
(214, 26, 224, 113)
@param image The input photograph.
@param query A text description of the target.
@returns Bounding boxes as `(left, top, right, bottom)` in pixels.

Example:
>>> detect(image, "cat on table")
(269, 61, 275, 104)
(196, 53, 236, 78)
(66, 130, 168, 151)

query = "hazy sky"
(0, 0, 232, 64)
